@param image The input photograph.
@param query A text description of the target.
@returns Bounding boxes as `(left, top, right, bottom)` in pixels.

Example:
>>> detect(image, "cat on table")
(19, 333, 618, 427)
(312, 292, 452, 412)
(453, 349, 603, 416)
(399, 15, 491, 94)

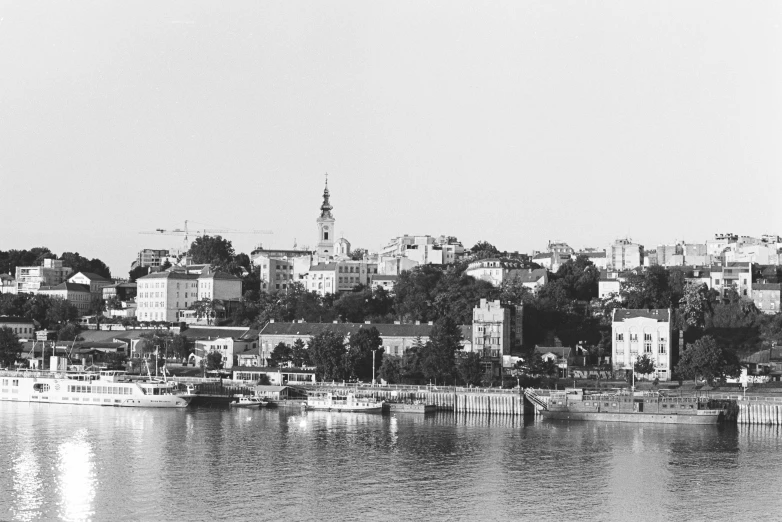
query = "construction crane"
(139, 220, 273, 251)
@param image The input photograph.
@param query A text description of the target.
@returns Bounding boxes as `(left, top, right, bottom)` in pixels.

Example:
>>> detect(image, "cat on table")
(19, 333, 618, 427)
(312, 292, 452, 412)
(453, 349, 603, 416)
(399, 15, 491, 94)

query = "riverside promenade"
(298, 382, 526, 415)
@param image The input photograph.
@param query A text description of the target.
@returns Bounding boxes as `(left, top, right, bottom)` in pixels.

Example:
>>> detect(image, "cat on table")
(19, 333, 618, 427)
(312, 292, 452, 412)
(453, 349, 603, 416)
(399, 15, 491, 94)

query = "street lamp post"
(372, 349, 377, 385)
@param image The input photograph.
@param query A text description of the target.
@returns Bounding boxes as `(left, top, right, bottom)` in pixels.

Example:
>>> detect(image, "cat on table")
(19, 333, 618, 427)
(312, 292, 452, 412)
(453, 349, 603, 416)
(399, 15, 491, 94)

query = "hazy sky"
(1, 1, 780, 276)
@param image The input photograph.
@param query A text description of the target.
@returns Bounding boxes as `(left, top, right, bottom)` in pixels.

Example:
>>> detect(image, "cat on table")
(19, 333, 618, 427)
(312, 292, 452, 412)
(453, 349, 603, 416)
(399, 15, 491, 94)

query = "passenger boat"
(385, 401, 436, 414)
(531, 388, 724, 425)
(0, 369, 192, 408)
(304, 392, 383, 413)
(230, 395, 269, 408)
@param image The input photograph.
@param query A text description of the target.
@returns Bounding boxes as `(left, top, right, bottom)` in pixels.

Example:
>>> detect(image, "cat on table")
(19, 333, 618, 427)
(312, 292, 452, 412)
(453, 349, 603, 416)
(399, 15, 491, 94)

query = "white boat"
(304, 392, 383, 413)
(0, 369, 192, 408)
(230, 395, 269, 408)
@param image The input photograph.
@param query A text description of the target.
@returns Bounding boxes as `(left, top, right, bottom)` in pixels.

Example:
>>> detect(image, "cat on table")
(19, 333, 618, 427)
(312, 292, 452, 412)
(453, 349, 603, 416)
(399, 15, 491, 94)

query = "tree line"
(0, 247, 111, 279)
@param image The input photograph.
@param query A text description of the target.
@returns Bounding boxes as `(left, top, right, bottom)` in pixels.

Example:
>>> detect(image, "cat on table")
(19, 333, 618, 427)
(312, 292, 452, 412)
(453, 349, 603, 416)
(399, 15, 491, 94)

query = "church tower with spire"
(316, 175, 335, 262)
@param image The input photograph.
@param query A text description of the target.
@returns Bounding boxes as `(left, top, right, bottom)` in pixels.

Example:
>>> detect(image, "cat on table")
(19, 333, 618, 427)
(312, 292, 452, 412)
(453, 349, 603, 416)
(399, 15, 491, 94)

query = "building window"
(659, 343, 666, 354)
(645, 342, 652, 353)
(629, 333, 638, 342)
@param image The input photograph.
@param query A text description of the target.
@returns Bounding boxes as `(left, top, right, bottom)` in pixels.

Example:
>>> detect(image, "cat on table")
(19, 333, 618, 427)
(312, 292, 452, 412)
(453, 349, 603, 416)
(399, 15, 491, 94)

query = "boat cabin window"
(33, 383, 49, 392)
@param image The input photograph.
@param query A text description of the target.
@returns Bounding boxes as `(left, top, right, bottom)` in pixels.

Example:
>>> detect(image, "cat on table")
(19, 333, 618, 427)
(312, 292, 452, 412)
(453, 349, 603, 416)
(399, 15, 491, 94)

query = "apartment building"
(753, 283, 781, 314)
(38, 282, 91, 315)
(135, 272, 199, 322)
(465, 259, 547, 290)
(305, 260, 379, 296)
(612, 308, 673, 382)
(15, 259, 72, 294)
(608, 239, 644, 271)
(68, 272, 113, 295)
(135, 249, 172, 268)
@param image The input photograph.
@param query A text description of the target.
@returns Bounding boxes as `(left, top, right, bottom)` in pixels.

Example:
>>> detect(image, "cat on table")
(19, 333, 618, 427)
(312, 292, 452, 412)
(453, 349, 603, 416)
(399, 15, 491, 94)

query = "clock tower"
(316, 176, 335, 262)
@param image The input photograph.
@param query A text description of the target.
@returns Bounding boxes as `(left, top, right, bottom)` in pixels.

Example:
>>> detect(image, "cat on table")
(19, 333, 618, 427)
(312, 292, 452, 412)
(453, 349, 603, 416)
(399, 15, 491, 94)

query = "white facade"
(38, 283, 91, 316)
(612, 309, 673, 382)
(68, 272, 112, 295)
(135, 273, 199, 322)
(465, 258, 525, 287)
(15, 259, 72, 294)
(197, 268, 242, 301)
(305, 260, 379, 296)
(608, 239, 644, 271)
(316, 182, 336, 263)
(380, 235, 464, 268)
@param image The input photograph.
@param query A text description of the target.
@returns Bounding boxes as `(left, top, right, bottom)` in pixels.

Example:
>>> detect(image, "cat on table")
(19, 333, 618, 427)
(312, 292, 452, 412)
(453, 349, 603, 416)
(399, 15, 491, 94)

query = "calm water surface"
(1, 401, 781, 521)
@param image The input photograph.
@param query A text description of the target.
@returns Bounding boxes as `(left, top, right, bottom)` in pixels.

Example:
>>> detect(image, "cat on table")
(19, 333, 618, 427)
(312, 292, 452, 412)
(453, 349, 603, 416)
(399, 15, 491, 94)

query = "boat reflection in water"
(303, 391, 383, 413)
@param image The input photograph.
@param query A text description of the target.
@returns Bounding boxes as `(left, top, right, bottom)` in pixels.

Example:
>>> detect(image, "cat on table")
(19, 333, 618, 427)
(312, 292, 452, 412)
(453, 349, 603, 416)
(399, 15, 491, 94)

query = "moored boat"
(0, 369, 192, 408)
(385, 401, 436, 414)
(304, 392, 383, 413)
(230, 395, 269, 408)
(532, 388, 724, 425)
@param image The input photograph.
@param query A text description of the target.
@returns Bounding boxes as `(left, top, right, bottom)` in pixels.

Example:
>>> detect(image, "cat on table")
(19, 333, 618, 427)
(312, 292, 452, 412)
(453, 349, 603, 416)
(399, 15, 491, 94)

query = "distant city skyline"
(1, 2, 779, 275)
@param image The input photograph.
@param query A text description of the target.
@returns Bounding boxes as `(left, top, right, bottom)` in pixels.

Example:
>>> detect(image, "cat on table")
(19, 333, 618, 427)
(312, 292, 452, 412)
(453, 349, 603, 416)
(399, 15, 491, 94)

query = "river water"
(1, 401, 781, 522)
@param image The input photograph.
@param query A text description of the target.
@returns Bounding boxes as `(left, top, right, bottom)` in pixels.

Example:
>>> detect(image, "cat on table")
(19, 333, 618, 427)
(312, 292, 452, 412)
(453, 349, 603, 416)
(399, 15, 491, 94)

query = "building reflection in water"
(57, 428, 96, 522)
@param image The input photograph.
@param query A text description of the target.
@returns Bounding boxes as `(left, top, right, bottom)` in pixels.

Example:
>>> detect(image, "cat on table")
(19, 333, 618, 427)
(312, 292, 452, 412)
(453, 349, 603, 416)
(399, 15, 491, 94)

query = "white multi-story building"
(15, 259, 72, 294)
(465, 259, 547, 290)
(710, 262, 752, 298)
(612, 308, 673, 382)
(470, 298, 522, 358)
(379, 235, 464, 273)
(135, 272, 199, 322)
(753, 283, 782, 314)
(68, 272, 113, 296)
(136, 268, 243, 322)
(305, 259, 379, 296)
(38, 282, 91, 316)
(197, 267, 242, 301)
(608, 239, 644, 271)
(135, 249, 172, 269)
(0, 274, 16, 295)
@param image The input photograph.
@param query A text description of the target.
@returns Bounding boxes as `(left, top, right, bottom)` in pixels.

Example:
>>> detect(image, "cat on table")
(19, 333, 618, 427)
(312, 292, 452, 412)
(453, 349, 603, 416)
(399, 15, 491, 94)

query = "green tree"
(190, 298, 218, 325)
(43, 298, 79, 328)
(421, 317, 462, 384)
(457, 352, 484, 386)
(59, 252, 111, 279)
(679, 282, 712, 329)
(170, 334, 193, 360)
(0, 326, 22, 367)
(308, 330, 348, 381)
(379, 355, 402, 383)
(89, 295, 106, 317)
(620, 266, 673, 309)
(56, 323, 82, 342)
(105, 295, 123, 311)
(393, 265, 444, 322)
(470, 241, 500, 257)
(290, 338, 311, 367)
(269, 342, 292, 367)
(554, 255, 600, 301)
(128, 266, 150, 282)
(347, 327, 383, 381)
(189, 235, 235, 268)
(349, 248, 368, 261)
(206, 351, 223, 370)
(633, 354, 656, 380)
(675, 335, 741, 385)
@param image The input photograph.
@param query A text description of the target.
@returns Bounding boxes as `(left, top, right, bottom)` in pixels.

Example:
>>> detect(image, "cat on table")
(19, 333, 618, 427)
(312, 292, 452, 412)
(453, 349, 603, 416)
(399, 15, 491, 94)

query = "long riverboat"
(535, 388, 724, 425)
(304, 392, 383, 413)
(0, 369, 192, 408)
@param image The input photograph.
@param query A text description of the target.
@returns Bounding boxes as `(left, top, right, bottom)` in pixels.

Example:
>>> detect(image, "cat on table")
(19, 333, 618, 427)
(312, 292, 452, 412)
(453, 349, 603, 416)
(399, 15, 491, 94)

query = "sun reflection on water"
(57, 429, 96, 522)
(12, 449, 42, 522)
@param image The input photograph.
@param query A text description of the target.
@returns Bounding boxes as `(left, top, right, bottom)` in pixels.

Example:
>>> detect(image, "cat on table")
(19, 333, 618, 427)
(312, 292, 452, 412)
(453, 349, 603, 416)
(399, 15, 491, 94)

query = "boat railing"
(0, 369, 95, 380)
